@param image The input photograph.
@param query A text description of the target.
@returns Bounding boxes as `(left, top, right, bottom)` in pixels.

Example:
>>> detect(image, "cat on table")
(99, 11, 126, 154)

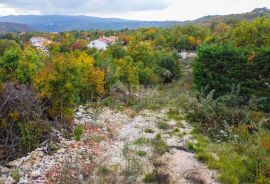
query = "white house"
(30, 37, 52, 55)
(180, 51, 197, 59)
(87, 36, 117, 50)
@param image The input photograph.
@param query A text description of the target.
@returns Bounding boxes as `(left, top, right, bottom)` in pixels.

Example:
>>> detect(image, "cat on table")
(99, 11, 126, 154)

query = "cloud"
(0, 0, 171, 15)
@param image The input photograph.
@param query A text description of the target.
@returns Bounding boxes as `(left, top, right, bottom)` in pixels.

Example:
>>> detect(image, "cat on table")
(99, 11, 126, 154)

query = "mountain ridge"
(0, 8, 269, 32)
(0, 22, 35, 33)
(190, 7, 270, 25)
(0, 15, 179, 32)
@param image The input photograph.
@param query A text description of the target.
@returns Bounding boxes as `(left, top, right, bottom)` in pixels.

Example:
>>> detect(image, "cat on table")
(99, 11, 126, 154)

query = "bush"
(74, 124, 84, 141)
(0, 83, 50, 164)
(143, 173, 157, 183)
(19, 121, 50, 154)
(193, 43, 270, 111)
(184, 90, 264, 141)
(152, 134, 168, 155)
(157, 121, 170, 130)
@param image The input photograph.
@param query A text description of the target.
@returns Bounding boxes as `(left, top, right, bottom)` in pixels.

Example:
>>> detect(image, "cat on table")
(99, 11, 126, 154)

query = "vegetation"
(188, 17, 270, 183)
(143, 172, 157, 183)
(193, 44, 270, 111)
(73, 124, 84, 141)
(1, 13, 270, 184)
(152, 134, 168, 155)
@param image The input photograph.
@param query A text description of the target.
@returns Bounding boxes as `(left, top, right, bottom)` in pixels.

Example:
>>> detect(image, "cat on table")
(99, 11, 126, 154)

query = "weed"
(157, 121, 170, 130)
(176, 121, 184, 128)
(137, 150, 147, 157)
(145, 128, 155, 133)
(11, 169, 20, 183)
(97, 166, 111, 176)
(152, 134, 168, 155)
(122, 142, 143, 183)
(74, 124, 84, 141)
(187, 142, 197, 152)
(143, 172, 157, 183)
(134, 137, 149, 145)
(90, 135, 105, 143)
(167, 109, 181, 121)
(196, 152, 214, 163)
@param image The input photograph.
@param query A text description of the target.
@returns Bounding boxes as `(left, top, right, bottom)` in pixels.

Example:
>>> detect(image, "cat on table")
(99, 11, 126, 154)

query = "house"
(180, 51, 197, 59)
(87, 36, 117, 50)
(30, 37, 52, 55)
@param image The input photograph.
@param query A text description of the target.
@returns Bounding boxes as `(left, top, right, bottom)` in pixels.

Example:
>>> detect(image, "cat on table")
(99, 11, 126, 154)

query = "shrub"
(143, 173, 157, 183)
(157, 121, 170, 130)
(144, 128, 155, 134)
(136, 150, 147, 157)
(19, 121, 50, 154)
(0, 83, 50, 164)
(261, 135, 270, 152)
(184, 90, 263, 141)
(10, 169, 20, 183)
(193, 43, 270, 111)
(152, 134, 168, 155)
(134, 137, 149, 146)
(74, 124, 84, 141)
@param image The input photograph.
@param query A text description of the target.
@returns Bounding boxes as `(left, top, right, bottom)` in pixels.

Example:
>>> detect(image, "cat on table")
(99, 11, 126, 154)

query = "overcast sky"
(0, 0, 270, 21)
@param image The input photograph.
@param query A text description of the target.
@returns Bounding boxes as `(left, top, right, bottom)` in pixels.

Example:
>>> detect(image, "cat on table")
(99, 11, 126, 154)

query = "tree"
(113, 56, 139, 90)
(214, 22, 230, 35)
(0, 40, 22, 81)
(156, 51, 181, 82)
(34, 52, 105, 123)
(231, 17, 270, 48)
(15, 47, 45, 84)
(108, 43, 127, 59)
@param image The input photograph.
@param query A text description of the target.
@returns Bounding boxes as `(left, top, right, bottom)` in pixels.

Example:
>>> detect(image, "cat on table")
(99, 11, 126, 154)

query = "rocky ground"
(0, 106, 219, 184)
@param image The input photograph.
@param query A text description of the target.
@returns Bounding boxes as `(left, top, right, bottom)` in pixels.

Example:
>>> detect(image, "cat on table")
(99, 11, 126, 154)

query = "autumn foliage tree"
(0, 40, 22, 81)
(35, 52, 105, 124)
(231, 17, 270, 48)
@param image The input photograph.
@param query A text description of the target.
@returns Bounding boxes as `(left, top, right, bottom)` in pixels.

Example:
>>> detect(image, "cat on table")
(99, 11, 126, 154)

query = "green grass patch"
(167, 109, 182, 121)
(190, 130, 270, 184)
(143, 172, 157, 183)
(137, 150, 147, 157)
(134, 137, 149, 145)
(157, 121, 170, 130)
(187, 142, 198, 152)
(196, 152, 214, 163)
(152, 134, 168, 155)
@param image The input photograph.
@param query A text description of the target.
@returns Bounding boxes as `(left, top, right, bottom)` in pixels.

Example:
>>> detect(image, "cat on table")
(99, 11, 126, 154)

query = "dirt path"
(81, 107, 219, 184)
(1, 107, 218, 184)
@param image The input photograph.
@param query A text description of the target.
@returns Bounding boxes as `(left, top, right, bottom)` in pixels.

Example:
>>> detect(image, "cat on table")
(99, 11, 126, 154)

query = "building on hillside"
(87, 36, 117, 50)
(30, 37, 52, 55)
(180, 51, 197, 59)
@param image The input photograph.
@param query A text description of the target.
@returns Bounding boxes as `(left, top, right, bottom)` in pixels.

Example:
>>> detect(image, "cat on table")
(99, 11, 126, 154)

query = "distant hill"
(0, 22, 35, 33)
(0, 15, 179, 32)
(0, 8, 269, 32)
(190, 7, 270, 26)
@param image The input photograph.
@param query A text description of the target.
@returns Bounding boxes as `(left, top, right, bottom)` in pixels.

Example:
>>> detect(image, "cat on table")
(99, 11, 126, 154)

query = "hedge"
(193, 44, 270, 110)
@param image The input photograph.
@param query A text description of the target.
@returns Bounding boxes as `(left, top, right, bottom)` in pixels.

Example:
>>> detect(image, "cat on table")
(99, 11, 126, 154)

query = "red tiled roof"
(98, 36, 117, 44)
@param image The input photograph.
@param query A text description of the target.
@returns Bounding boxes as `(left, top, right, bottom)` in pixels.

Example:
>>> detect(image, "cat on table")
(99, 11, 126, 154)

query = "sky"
(0, 0, 270, 21)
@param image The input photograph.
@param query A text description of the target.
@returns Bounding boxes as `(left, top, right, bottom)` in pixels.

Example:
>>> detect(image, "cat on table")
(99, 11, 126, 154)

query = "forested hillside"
(0, 22, 35, 33)
(192, 7, 270, 26)
(0, 17, 269, 183)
